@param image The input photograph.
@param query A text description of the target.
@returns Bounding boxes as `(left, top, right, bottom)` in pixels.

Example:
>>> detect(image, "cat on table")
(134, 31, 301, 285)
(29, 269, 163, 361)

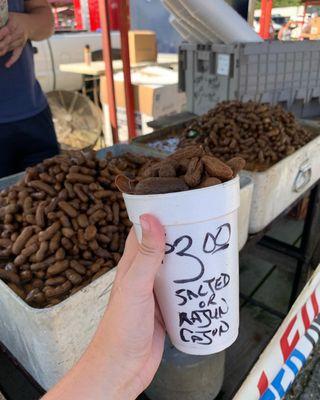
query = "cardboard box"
(129, 30, 157, 64)
(101, 66, 186, 118)
(100, 66, 186, 144)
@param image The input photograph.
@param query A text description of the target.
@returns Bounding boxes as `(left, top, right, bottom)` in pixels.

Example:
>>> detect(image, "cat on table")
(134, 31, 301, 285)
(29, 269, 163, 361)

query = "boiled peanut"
(90, 259, 104, 274)
(45, 277, 67, 286)
(199, 177, 222, 188)
(202, 155, 233, 180)
(65, 269, 83, 285)
(66, 173, 94, 184)
(84, 225, 97, 241)
(12, 226, 34, 255)
(20, 270, 33, 283)
(0, 269, 20, 285)
(55, 248, 65, 261)
(47, 260, 69, 276)
(70, 260, 86, 275)
(49, 232, 61, 253)
(39, 222, 61, 242)
(184, 157, 203, 188)
(44, 281, 72, 299)
(35, 241, 48, 262)
(29, 180, 56, 197)
(77, 214, 89, 228)
(62, 228, 75, 239)
(134, 177, 188, 195)
(58, 202, 77, 218)
(226, 157, 246, 177)
(30, 256, 56, 271)
(169, 145, 203, 161)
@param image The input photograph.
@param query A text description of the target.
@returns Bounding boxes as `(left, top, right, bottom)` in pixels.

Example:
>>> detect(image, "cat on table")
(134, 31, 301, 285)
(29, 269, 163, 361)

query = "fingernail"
(140, 215, 151, 232)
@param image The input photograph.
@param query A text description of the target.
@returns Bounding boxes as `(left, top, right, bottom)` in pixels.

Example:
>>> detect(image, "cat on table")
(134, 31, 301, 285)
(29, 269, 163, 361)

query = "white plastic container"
(247, 133, 320, 234)
(239, 175, 253, 250)
(124, 177, 240, 355)
(0, 269, 116, 390)
(0, 144, 164, 390)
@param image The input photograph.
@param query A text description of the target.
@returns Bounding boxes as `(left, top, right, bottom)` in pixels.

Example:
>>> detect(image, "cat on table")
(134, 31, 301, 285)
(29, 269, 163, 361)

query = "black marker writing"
(203, 223, 231, 255)
(165, 223, 233, 346)
(175, 274, 230, 306)
(166, 235, 205, 284)
(180, 320, 230, 345)
(179, 299, 229, 328)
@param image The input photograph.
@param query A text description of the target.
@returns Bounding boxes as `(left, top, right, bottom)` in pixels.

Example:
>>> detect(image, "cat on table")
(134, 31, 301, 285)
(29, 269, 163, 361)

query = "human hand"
(43, 214, 166, 400)
(96, 214, 166, 397)
(0, 12, 29, 67)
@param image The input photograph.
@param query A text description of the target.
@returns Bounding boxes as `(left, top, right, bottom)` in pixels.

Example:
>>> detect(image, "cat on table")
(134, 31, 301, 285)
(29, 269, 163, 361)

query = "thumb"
(124, 214, 165, 293)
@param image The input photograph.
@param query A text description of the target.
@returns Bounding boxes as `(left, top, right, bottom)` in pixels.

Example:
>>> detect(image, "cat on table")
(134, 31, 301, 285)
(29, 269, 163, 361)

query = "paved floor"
(244, 215, 320, 400)
(248, 218, 320, 400)
(285, 343, 320, 399)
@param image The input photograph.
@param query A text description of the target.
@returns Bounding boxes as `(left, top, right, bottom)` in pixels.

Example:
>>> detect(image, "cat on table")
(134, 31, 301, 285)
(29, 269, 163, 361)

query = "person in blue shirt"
(0, 0, 59, 178)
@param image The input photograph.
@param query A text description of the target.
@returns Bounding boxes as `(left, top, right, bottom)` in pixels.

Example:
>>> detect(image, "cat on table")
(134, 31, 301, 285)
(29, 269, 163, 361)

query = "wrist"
(102, 355, 142, 400)
(105, 377, 140, 400)
(20, 14, 32, 41)
(81, 343, 142, 400)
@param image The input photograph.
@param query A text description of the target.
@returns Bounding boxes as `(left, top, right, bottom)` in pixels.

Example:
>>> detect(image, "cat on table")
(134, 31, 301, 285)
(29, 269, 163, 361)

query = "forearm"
(42, 216, 165, 400)
(23, 5, 54, 41)
(43, 320, 139, 400)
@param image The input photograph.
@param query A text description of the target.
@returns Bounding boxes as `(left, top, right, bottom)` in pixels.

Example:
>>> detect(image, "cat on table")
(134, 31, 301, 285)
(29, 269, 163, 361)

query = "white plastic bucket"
(124, 177, 240, 355)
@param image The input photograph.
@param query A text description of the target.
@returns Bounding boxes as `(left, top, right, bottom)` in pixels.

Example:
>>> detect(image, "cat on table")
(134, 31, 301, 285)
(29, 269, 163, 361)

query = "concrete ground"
(285, 342, 320, 399)
(242, 215, 320, 400)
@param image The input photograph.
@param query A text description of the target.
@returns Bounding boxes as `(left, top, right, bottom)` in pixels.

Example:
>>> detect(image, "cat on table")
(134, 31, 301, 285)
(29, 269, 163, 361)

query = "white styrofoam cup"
(123, 176, 240, 355)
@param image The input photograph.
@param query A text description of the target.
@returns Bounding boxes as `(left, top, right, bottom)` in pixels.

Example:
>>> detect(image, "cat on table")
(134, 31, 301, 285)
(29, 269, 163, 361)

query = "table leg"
(82, 75, 87, 97)
(288, 184, 320, 308)
(93, 77, 99, 106)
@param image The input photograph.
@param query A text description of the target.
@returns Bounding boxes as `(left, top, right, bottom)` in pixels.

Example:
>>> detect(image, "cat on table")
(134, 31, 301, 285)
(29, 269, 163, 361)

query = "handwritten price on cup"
(165, 223, 232, 346)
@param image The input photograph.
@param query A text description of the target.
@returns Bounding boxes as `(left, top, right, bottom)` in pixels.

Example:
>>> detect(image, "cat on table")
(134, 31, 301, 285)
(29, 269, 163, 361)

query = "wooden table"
(59, 53, 178, 106)
(59, 53, 179, 76)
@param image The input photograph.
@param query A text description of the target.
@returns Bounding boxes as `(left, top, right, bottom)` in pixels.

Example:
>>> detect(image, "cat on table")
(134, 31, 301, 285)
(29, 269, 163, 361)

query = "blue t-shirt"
(0, 0, 47, 123)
